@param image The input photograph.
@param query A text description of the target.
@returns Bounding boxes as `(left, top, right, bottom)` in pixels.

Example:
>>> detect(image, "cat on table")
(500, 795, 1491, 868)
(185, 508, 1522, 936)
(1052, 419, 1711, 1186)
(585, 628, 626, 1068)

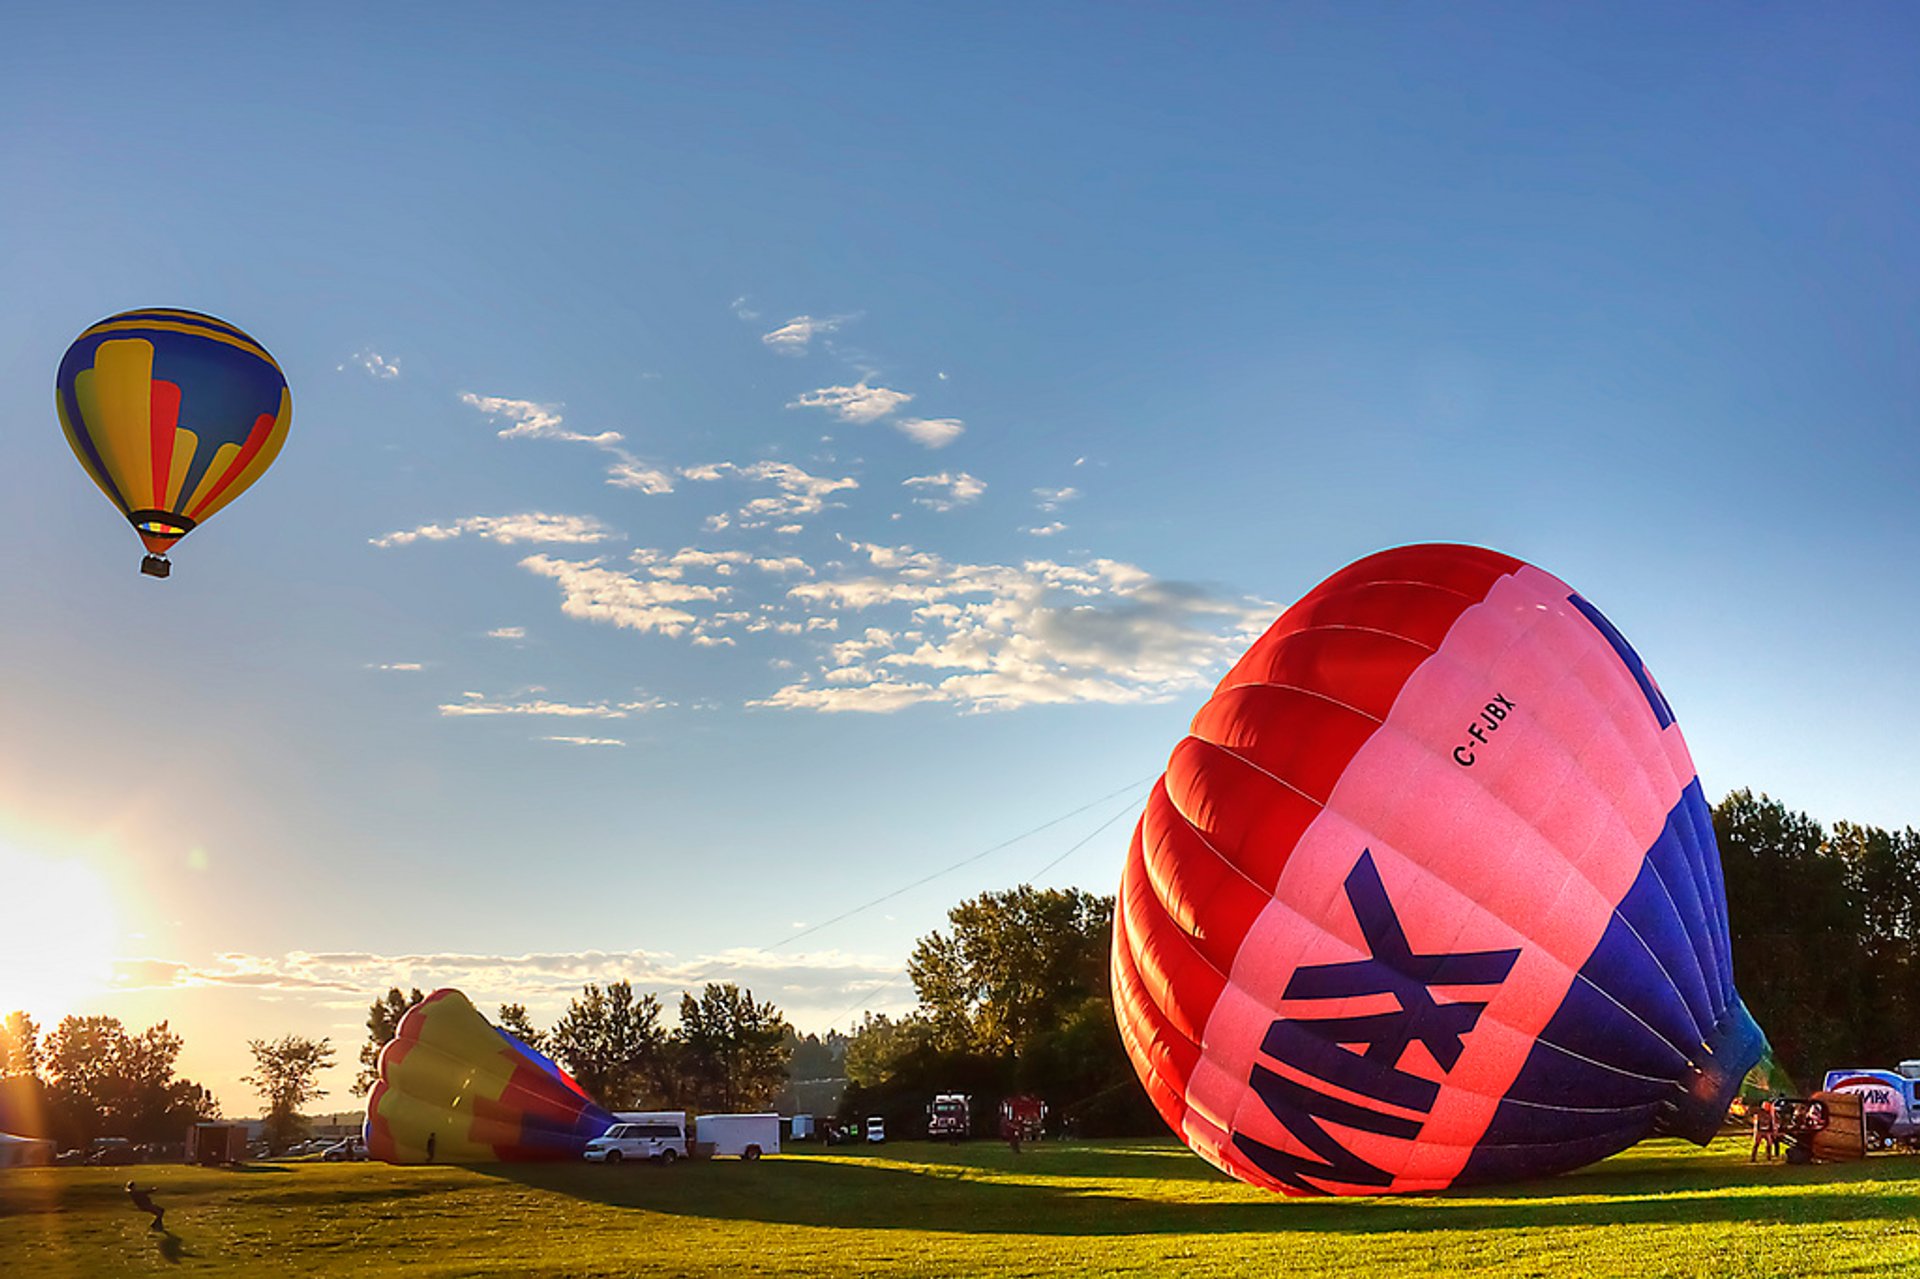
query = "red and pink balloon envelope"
(1115, 544, 1765, 1195)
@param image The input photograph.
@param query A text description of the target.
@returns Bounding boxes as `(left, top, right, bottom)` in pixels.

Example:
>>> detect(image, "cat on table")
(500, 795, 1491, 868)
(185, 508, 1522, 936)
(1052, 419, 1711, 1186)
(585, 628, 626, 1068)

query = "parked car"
(584, 1115, 689, 1165)
(322, 1137, 367, 1161)
(86, 1137, 137, 1166)
(865, 1117, 886, 1144)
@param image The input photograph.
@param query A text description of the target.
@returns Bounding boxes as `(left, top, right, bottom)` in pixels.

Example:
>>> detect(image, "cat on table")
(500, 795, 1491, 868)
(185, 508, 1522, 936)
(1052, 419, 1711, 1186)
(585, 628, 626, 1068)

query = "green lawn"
(4, 1138, 1916, 1277)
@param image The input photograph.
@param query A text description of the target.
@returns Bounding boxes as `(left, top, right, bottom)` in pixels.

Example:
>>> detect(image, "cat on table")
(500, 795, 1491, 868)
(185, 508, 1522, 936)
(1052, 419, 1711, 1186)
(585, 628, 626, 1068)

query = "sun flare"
(0, 845, 118, 1019)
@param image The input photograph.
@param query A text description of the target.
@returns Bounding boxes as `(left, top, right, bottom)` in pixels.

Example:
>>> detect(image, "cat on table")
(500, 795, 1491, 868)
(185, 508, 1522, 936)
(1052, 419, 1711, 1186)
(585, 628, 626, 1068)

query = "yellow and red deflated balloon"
(364, 989, 613, 1164)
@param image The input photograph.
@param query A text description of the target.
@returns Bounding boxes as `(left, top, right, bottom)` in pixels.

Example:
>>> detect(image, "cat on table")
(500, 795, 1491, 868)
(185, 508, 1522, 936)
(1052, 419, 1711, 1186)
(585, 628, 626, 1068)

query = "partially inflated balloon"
(364, 989, 613, 1164)
(1114, 544, 1765, 1195)
(56, 309, 292, 578)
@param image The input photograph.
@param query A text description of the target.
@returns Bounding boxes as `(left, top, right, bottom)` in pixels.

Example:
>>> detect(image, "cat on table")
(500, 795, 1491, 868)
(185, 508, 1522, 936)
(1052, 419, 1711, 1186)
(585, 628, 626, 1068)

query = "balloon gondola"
(1114, 544, 1766, 1195)
(56, 308, 292, 578)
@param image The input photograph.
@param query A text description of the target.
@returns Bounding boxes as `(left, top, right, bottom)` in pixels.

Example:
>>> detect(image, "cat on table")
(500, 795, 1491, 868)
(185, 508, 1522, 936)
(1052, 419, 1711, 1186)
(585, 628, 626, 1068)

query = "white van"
(695, 1113, 780, 1160)
(584, 1111, 688, 1165)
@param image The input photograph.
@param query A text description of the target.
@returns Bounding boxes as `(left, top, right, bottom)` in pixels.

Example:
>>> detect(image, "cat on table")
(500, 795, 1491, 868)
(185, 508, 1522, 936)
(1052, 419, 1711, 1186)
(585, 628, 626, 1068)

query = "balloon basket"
(140, 555, 171, 579)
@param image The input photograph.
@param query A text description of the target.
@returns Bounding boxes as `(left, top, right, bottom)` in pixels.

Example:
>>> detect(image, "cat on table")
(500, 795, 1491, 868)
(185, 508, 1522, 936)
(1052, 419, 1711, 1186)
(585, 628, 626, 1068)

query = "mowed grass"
(4, 1138, 1918, 1277)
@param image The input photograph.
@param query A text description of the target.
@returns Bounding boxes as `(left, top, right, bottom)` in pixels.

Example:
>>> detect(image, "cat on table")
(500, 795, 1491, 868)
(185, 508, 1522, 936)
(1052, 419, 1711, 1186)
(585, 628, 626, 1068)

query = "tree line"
(1717, 788, 1920, 1083)
(5, 785, 1907, 1153)
(0, 1011, 337, 1154)
(354, 981, 794, 1116)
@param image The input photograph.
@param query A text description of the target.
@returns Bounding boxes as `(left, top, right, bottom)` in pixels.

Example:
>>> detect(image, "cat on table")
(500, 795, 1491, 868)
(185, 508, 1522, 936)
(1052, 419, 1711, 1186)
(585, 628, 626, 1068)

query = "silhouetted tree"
(671, 984, 791, 1113)
(245, 1035, 335, 1154)
(353, 987, 426, 1097)
(548, 982, 668, 1108)
(42, 1016, 218, 1147)
(497, 1003, 547, 1054)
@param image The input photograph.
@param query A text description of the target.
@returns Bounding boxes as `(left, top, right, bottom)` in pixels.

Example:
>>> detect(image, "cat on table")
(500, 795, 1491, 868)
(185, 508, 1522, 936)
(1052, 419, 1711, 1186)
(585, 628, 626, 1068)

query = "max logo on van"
(1230, 851, 1520, 1193)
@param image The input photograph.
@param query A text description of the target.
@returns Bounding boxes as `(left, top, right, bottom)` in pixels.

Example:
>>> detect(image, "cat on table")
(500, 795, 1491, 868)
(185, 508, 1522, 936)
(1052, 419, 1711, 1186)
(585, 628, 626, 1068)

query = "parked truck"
(1822, 1062, 1920, 1150)
(185, 1123, 248, 1165)
(928, 1093, 971, 1141)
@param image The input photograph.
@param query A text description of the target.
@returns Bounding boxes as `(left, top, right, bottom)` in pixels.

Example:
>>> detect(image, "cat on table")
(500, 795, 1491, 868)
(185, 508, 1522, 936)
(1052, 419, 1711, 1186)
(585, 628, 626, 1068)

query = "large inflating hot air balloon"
(56, 308, 292, 578)
(364, 989, 614, 1164)
(1114, 544, 1766, 1195)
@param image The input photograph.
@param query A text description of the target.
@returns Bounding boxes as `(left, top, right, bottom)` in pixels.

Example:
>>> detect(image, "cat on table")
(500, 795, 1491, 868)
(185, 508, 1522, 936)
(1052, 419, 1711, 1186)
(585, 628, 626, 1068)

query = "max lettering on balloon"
(1230, 851, 1521, 1193)
(1452, 693, 1516, 767)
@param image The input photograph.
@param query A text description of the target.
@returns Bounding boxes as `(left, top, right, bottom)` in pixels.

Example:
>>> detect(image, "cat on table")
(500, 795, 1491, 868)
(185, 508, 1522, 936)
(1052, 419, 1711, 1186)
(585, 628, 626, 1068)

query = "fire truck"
(927, 1093, 971, 1141)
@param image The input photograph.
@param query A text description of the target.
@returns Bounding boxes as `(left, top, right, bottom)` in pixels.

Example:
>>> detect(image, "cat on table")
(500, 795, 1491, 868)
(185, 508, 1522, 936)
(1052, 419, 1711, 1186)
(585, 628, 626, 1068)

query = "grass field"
(4, 1138, 1917, 1277)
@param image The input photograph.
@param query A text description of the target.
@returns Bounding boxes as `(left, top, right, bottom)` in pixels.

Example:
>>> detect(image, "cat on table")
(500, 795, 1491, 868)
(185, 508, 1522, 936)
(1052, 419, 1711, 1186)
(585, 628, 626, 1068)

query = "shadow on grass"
(479, 1147, 1920, 1238)
(155, 1230, 186, 1263)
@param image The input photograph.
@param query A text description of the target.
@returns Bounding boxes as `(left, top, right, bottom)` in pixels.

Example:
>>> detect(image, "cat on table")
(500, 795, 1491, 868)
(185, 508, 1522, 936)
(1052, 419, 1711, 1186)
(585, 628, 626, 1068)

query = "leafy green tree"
(844, 1013, 935, 1089)
(353, 987, 425, 1097)
(244, 1035, 335, 1154)
(497, 1003, 547, 1054)
(785, 1029, 846, 1082)
(42, 1016, 218, 1147)
(548, 981, 667, 1108)
(907, 886, 1112, 1056)
(671, 984, 791, 1113)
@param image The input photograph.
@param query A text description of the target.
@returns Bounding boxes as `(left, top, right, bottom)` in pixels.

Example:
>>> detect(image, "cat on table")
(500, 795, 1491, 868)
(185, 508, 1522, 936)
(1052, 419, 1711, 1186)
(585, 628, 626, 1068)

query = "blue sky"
(1, 4, 1915, 1109)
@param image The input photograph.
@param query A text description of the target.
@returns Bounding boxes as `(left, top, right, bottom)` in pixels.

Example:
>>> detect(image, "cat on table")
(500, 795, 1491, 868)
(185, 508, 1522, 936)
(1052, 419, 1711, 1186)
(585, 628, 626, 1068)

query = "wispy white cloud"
(439, 690, 668, 718)
(370, 514, 614, 548)
(730, 296, 761, 322)
(339, 348, 401, 379)
(520, 556, 728, 636)
(460, 393, 623, 447)
(109, 946, 905, 1030)
(761, 314, 845, 355)
(1026, 523, 1067, 537)
(680, 460, 857, 527)
(368, 661, 425, 672)
(757, 541, 1272, 713)
(903, 472, 986, 512)
(606, 460, 676, 494)
(894, 417, 965, 449)
(542, 735, 627, 747)
(487, 627, 527, 640)
(787, 382, 913, 423)
(1034, 486, 1080, 512)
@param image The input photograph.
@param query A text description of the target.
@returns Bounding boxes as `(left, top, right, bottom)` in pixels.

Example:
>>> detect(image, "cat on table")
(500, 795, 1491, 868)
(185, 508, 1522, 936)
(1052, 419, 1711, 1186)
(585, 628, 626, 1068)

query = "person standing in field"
(1750, 1100, 1779, 1162)
(426, 1132, 436, 1163)
(126, 1181, 165, 1231)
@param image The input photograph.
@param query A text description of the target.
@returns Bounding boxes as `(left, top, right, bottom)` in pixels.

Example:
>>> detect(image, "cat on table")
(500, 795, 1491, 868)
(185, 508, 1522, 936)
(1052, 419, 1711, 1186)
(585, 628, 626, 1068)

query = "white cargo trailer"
(695, 1113, 780, 1160)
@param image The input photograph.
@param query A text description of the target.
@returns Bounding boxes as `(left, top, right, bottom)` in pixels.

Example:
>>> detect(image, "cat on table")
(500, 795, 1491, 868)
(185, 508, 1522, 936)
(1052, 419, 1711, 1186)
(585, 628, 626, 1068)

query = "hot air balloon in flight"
(364, 989, 614, 1164)
(1113, 544, 1767, 1195)
(56, 308, 292, 578)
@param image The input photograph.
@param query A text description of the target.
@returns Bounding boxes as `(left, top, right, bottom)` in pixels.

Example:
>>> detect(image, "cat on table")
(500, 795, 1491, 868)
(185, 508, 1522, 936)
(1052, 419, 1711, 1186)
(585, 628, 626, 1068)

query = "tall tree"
(844, 1013, 934, 1089)
(497, 1004, 547, 1054)
(42, 1016, 218, 1147)
(672, 983, 791, 1113)
(907, 886, 1113, 1056)
(353, 987, 426, 1097)
(548, 982, 667, 1108)
(1, 1011, 40, 1078)
(245, 1035, 335, 1154)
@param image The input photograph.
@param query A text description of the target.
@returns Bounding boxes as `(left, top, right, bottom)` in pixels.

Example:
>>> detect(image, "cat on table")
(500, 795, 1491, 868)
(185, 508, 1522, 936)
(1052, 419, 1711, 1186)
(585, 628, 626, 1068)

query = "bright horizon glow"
(0, 843, 118, 1023)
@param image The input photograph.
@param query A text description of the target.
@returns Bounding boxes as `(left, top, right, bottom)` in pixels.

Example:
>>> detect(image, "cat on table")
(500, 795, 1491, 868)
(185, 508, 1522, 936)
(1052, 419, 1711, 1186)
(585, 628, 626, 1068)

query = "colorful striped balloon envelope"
(364, 989, 614, 1164)
(56, 308, 292, 577)
(1114, 544, 1767, 1195)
